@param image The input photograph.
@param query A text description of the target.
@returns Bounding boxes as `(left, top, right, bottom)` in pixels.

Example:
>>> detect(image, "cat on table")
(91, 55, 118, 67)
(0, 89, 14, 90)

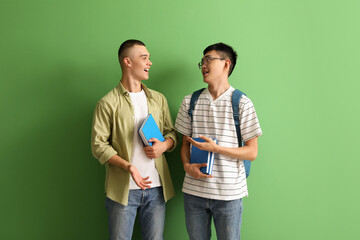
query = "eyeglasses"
(198, 56, 226, 69)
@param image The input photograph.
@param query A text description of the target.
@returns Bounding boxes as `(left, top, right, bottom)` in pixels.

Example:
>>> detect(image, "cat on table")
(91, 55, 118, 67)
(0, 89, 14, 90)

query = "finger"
(199, 135, 211, 142)
(197, 172, 213, 178)
(144, 147, 156, 152)
(142, 177, 152, 185)
(140, 181, 152, 188)
(144, 149, 154, 155)
(144, 149, 152, 154)
(193, 163, 207, 167)
(146, 147, 155, 153)
(136, 180, 150, 189)
(145, 146, 157, 152)
(203, 174, 213, 178)
(135, 180, 146, 190)
(148, 138, 159, 143)
(188, 138, 200, 147)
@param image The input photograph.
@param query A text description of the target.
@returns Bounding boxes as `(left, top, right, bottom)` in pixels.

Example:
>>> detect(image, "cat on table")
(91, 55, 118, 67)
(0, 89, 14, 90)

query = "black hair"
(203, 42, 237, 77)
(118, 39, 146, 62)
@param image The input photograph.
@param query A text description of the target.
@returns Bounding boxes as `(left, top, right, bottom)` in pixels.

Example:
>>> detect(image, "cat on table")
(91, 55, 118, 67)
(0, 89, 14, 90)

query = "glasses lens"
(205, 56, 211, 64)
(199, 56, 212, 68)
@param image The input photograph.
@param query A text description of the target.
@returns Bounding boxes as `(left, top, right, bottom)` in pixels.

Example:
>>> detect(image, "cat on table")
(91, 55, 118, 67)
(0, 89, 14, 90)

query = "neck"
(120, 75, 142, 93)
(207, 79, 230, 100)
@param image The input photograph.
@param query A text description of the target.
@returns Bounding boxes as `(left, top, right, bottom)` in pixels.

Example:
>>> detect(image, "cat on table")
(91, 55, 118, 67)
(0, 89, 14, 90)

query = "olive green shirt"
(91, 82, 177, 205)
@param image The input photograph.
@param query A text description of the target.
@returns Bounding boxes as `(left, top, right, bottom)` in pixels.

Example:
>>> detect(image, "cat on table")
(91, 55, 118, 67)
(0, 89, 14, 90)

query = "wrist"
(164, 138, 173, 151)
(127, 164, 134, 173)
(183, 162, 191, 171)
(214, 144, 221, 154)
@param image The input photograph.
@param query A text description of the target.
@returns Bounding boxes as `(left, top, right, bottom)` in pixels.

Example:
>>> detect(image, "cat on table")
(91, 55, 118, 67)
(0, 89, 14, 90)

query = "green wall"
(1, 0, 359, 239)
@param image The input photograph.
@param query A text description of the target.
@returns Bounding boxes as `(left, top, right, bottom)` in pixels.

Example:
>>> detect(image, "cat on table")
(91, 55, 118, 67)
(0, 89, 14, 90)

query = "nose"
(148, 59, 152, 66)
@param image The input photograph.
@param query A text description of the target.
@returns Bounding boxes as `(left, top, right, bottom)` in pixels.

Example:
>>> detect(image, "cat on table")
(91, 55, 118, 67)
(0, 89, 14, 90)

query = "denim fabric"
(105, 187, 165, 240)
(184, 193, 243, 240)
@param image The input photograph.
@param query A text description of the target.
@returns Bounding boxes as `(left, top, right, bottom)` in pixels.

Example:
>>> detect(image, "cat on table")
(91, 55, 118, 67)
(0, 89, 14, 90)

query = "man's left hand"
(187, 135, 219, 153)
(144, 138, 167, 159)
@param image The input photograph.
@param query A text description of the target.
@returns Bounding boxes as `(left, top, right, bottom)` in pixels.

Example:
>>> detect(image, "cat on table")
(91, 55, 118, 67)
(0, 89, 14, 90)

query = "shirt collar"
(204, 85, 234, 103)
(117, 82, 153, 99)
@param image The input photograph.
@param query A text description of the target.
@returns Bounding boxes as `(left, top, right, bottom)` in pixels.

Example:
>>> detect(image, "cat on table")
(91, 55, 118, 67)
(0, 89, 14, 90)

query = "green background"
(1, 0, 359, 239)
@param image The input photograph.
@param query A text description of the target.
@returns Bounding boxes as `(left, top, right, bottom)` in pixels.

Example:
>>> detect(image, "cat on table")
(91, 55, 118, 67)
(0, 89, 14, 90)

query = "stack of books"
(190, 138, 217, 175)
(138, 114, 165, 146)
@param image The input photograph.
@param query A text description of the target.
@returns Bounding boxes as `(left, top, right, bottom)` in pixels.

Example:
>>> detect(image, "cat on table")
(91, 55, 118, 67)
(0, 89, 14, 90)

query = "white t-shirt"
(175, 86, 262, 200)
(128, 90, 161, 189)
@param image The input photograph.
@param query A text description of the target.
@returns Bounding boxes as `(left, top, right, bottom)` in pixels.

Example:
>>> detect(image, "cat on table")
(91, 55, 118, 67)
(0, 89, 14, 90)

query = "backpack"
(187, 88, 252, 178)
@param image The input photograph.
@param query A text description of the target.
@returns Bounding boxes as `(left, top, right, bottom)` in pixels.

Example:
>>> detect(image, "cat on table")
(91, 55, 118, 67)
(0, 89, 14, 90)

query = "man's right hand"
(128, 165, 152, 190)
(183, 163, 213, 179)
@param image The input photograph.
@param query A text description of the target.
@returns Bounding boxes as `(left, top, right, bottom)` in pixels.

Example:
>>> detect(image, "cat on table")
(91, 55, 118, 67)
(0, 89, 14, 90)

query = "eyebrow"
(140, 54, 150, 57)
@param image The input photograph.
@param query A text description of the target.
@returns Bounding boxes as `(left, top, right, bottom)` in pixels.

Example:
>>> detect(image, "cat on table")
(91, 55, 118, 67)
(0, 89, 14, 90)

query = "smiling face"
(201, 50, 229, 84)
(124, 45, 152, 81)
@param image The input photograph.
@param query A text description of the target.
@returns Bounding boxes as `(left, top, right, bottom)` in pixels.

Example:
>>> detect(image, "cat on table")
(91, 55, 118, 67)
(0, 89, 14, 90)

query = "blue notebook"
(190, 138, 217, 175)
(138, 114, 165, 146)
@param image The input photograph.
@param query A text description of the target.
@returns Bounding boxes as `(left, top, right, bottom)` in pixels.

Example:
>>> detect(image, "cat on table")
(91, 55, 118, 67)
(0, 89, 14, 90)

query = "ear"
(224, 59, 231, 71)
(123, 57, 131, 67)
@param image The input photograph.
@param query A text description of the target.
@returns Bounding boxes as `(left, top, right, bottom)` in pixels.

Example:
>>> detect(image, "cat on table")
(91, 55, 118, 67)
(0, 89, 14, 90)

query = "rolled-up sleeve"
(91, 101, 118, 165)
(161, 96, 178, 152)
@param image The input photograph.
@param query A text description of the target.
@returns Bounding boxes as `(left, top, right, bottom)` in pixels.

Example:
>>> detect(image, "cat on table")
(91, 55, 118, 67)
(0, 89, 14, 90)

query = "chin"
(202, 77, 210, 84)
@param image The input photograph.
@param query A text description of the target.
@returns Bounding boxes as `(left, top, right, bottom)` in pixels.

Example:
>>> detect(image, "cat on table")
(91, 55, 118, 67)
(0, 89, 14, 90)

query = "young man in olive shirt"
(91, 39, 177, 240)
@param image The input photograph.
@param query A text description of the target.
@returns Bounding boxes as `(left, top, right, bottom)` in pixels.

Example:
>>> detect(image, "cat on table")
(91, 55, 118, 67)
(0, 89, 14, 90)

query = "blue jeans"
(105, 187, 165, 240)
(184, 193, 243, 240)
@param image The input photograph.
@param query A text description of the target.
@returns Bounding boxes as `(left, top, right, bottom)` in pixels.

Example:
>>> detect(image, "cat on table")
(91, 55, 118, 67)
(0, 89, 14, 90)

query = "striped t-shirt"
(175, 86, 263, 201)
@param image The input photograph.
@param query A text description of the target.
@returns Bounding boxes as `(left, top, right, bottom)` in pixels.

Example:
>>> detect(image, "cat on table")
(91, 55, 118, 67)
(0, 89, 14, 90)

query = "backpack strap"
(232, 89, 244, 147)
(232, 89, 251, 178)
(188, 88, 205, 122)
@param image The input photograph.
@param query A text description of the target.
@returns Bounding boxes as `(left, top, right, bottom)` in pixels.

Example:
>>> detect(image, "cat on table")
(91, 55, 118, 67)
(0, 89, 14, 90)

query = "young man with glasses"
(91, 39, 177, 240)
(175, 42, 262, 240)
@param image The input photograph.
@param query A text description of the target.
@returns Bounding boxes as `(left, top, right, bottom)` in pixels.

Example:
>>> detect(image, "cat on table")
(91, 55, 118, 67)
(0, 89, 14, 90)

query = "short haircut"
(203, 43, 238, 77)
(118, 39, 146, 62)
